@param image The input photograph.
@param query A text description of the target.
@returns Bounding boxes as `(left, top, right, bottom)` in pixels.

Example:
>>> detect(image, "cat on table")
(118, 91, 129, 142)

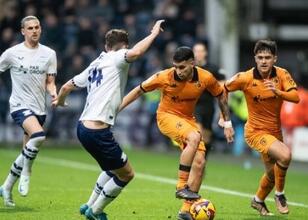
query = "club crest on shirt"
(176, 121, 183, 129)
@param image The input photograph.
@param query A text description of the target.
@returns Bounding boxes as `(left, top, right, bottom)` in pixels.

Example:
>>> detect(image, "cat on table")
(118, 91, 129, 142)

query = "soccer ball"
(190, 198, 216, 220)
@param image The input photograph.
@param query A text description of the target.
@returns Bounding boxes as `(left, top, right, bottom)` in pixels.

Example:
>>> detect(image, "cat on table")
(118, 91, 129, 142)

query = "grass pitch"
(0, 144, 307, 220)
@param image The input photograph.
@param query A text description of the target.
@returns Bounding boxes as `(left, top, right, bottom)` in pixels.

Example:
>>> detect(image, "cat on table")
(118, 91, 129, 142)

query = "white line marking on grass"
(37, 156, 308, 209)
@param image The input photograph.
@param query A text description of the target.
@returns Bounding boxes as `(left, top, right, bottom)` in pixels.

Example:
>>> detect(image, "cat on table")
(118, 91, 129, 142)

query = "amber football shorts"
(245, 127, 283, 161)
(157, 112, 206, 152)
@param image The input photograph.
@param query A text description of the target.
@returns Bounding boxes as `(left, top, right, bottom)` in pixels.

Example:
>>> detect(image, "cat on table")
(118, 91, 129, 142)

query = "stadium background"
(0, 0, 308, 158)
(0, 1, 308, 219)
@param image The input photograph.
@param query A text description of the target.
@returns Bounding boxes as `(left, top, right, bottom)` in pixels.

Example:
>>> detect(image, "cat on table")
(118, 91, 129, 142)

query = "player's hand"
(224, 127, 234, 143)
(151, 20, 165, 36)
(218, 117, 224, 128)
(263, 79, 280, 96)
(51, 98, 67, 108)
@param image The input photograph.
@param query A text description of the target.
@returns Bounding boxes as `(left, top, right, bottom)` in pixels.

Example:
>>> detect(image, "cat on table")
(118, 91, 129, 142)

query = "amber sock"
(180, 200, 194, 213)
(176, 164, 190, 190)
(256, 174, 275, 201)
(274, 162, 288, 193)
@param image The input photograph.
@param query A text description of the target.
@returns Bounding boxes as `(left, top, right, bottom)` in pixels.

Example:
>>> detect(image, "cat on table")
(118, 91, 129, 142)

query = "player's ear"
(273, 55, 277, 63)
(21, 28, 25, 36)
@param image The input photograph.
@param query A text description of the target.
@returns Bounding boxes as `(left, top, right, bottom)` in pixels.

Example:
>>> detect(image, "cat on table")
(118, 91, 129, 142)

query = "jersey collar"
(253, 66, 277, 79)
(173, 67, 199, 82)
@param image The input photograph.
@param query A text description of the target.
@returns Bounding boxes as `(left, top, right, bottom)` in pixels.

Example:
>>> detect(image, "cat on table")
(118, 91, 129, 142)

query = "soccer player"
(119, 46, 234, 220)
(52, 20, 164, 220)
(0, 16, 57, 207)
(223, 40, 299, 216)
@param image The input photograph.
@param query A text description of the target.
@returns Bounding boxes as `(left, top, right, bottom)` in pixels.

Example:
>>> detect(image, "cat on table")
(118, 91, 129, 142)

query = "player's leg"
(79, 171, 115, 215)
(77, 121, 133, 219)
(267, 140, 291, 214)
(0, 150, 25, 207)
(157, 114, 201, 200)
(89, 162, 134, 217)
(245, 132, 279, 216)
(251, 156, 275, 216)
(18, 115, 46, 196)
(178, 149, 206, 219)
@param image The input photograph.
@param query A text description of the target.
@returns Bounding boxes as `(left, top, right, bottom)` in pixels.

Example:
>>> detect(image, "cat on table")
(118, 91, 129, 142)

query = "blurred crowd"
(1, 0, 308, 155)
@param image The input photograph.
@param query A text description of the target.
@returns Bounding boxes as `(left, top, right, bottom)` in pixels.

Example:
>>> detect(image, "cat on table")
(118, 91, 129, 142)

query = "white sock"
(3, 154, 23, 191)
(21, 132, 45, 176)
(254, 195, 263, 203)
(275, 191, 284, 196)
(91, 176, 128, 214)
(86, 171, 114, 206)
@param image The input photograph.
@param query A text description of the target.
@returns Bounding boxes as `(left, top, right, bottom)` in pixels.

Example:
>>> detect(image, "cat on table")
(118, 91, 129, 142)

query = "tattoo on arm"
(218, 93, 231, 121)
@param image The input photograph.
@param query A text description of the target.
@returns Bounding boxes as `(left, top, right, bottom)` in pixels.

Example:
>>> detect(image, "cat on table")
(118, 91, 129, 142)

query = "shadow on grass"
(0, 206, 35, 213)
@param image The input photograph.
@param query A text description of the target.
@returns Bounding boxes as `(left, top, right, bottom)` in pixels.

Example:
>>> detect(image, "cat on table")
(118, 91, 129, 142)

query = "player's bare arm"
(46, 74, 57, 102)
(217, 91, 234, 143)
(118, 85, 144, 112)
(263, 80, 299, 103)
(52, 79, 76, 107)
(125, 20, 164, 62)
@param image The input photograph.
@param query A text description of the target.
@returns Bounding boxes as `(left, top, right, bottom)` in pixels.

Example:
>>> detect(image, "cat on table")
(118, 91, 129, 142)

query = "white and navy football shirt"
(0, 43, 57, 115)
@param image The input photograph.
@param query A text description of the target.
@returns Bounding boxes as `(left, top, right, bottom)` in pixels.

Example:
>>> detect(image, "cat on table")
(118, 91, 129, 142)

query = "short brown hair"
(21, 15, 40, 28)
(254, 39, 277, 55)
(105, 29, 129, 50)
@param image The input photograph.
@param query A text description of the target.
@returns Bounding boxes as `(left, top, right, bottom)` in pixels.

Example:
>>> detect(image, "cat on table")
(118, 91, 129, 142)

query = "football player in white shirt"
(53, 20, 164, 220)
(0, 16, 57, 206)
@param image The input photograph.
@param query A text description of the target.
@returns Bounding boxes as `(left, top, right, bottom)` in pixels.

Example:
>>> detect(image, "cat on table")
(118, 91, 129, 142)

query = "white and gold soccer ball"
(190, 198, 216, 220)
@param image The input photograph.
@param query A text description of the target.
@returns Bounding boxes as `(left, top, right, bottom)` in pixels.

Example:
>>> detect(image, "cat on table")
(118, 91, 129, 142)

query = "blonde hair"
(21, 15, 40, 28)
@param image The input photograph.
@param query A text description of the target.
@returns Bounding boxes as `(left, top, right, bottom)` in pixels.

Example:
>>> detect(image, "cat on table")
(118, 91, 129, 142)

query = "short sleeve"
(225, 72, 247, 92)
(114, 49, 129, 69)
(206, 75, 223, 97)
(281, 70, 297, 92)
(73, 66, 91, 88)
(47, 50, 57, 75)
(141, 72, 164, 92)
(0, 50, 11, 73)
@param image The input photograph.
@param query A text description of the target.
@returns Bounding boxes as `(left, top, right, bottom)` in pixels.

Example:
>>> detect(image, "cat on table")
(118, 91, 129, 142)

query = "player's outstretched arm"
(52, 79, 76, 107)
(125, 20, 165, 62)
(118, 86, 144, 112)
(217, 91, 234, 143)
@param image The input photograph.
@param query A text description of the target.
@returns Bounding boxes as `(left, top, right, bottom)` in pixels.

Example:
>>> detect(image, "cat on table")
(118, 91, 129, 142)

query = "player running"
(119, 46, 234, 220)
(53, 20, 164, 220)
(0, 15, 57, 206)
(222, 39, 299, 216)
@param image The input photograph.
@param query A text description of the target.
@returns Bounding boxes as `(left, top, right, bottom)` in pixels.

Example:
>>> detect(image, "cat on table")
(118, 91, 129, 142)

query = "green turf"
(0, 145, 307, 220)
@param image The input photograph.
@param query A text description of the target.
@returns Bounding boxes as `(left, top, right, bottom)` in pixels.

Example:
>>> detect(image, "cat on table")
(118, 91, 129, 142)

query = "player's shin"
(91, 176, 129, 214)
(177, 164, 190, 190)
(19, 132, 45, 196)
(256, 174, 275, 201)
(86, 171, 115, 206)
(274, 162, 288, 193)
(21, 132, 45, 176)
(2, 154, 23, 191)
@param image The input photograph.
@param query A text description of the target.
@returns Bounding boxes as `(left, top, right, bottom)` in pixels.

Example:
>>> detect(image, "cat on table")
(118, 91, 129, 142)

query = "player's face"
(254, 50, 277, 76)
(193, 44, 207, 63)
(22, 19, 41, 45)
(173, 59, 194, 80)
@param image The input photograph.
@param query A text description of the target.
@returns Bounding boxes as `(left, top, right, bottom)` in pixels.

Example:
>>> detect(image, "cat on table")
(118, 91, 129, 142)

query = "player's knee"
(117, 169, 134, 182)
(186, 132, 201, 149)
(29, 131, 46, 147)
(280, 150, 292, 166)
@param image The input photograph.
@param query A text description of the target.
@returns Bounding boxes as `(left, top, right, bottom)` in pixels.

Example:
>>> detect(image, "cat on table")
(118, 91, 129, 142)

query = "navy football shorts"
(77, 121, 128, 171)
(11, 109, 46, 128)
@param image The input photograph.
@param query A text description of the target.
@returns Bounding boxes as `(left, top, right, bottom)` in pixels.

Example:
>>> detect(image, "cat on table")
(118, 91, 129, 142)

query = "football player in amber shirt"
(224, 40, 299, 216)
(119, 46, 234, 220)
